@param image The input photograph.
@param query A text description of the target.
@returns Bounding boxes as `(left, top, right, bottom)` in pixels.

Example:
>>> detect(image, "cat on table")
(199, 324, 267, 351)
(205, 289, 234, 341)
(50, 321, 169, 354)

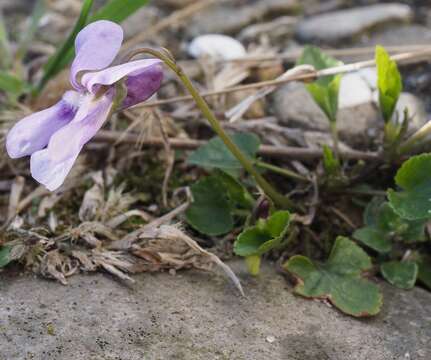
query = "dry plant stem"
(137, 49, 431, 109)
(127, 48, 295, 210)
(398, 120, 431, 154)
(95, 130, 380, 161)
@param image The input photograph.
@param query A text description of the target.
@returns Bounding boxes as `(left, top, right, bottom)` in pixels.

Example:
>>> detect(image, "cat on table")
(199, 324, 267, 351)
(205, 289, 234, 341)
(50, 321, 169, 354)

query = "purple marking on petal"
(121, 63, 164, 109)
(70, 20, 123, 91)
(6, 91, 81, 159)
(31, 92, 114, 191)
(81, 59, 162, 95)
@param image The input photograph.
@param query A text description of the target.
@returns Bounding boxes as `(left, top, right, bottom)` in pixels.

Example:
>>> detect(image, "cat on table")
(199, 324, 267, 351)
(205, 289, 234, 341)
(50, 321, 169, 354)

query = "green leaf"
(213, 170, 254, 209)
(381, 261, 418, 289)
(353, 227, 392, 253)
(234, 211, 290, 257)
(388, 154, 431, 220)
(186, 176, 233, 236)
(38, 0, 94, 90)
(284, 237, 383, 317)
(91, 0, 149, 23)
(376, 45, 402, 123)
(354, 198, 426, 252)
(0, 71, 27, 96)
(297, 46, 342, 123)
(0, 245, 12, 267)
(187, 133, 261, 176)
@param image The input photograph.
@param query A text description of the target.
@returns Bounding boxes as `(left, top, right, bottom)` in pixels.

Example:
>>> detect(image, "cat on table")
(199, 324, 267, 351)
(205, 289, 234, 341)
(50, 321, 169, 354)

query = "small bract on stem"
(125, 47, 296, 210)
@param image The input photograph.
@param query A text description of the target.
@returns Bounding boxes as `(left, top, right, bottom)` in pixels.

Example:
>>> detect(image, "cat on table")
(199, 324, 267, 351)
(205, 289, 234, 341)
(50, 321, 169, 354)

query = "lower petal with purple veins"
(6, 91, 81, 158)
(30, 92, 114, 191)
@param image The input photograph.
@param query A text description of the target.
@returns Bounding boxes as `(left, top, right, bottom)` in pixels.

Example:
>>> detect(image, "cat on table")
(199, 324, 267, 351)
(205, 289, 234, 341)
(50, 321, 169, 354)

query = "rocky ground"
(1, 0, 431, 359)
(1, 261, 430, 360)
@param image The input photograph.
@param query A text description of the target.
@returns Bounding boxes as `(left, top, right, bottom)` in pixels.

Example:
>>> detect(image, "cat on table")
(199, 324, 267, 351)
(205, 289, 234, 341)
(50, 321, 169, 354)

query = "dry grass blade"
(138, 225, 244, 296)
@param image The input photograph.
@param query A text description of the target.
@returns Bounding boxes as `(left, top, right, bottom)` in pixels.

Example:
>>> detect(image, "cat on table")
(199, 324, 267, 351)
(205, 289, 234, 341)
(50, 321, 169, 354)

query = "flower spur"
(6, 20, 163, 191)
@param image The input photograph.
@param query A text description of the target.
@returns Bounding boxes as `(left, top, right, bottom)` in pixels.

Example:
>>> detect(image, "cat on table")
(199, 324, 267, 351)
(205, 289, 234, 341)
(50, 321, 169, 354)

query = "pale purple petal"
(30, 149, 79, 191)
(70, 20, 123, 91)
(30, 92, 114, 191)
(6, 91, 81, 159)
(81, 59, 162, 96)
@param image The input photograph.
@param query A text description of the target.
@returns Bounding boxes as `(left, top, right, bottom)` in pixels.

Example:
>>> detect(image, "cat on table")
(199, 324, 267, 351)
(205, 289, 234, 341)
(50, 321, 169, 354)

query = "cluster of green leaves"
(186, 133, 296, 276)
(0, 0, 150, 100)
(384, 154, 431, 289)
(234, 211, 291, 275)
(353, 197, 426, 289)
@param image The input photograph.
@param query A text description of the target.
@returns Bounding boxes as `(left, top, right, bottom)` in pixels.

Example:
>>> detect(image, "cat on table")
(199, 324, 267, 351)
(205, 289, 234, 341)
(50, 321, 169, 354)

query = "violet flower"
(6, 20, 163, 191)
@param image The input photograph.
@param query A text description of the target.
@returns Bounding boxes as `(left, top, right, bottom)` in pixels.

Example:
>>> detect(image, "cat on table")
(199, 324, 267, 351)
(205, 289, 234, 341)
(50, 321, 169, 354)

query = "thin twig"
(136, 49, 431, 109)
(95, 130, 380, 161)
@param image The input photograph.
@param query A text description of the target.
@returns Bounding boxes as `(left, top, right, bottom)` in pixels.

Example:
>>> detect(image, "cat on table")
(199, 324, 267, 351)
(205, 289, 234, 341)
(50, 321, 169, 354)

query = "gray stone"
(295, 3, 413, 44)
(1, 261, 430, 360)
(186, 0, 298, 36)
(272, 82, 381, 146)
(365, 25, 431, 46)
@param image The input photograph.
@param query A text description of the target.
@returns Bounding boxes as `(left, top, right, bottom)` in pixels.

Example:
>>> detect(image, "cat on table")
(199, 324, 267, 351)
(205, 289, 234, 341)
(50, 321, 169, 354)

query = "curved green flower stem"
(255, 160, 310, 183)
(127, 48, 295, 210)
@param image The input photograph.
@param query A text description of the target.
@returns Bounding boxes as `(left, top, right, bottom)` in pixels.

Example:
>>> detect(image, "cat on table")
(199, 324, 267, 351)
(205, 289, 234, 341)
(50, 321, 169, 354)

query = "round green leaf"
(284, 237, 383, 317)
(381, 261, 418, 290)
(388, 154, 431, 220)
(186, 177, 233, 236)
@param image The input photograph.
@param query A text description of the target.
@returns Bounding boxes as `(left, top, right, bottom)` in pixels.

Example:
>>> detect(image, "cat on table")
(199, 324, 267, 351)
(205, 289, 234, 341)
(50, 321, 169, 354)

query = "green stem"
(255, 160, 310, 182)
(128, 48, 295, 210)
(329, 121, 340, 160)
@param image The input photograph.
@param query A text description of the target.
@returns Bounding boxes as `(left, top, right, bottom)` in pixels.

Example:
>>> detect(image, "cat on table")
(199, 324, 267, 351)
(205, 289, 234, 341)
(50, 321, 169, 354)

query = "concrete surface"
(0, 261, 430, 360)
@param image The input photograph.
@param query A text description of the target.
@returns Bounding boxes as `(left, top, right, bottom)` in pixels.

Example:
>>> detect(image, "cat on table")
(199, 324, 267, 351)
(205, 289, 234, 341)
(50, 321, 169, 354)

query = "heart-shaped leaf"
(214, 170, 254, 209)
(353, 227, 392, 253)
(388, 154, 431, 220)
(297, 46, 342, 123)
(284, 237, 383, 317)
(376, 45, 402, 123)
(187, 132, 260, 176)
(381, 261, 418, 289)
(186, 176, 233, 236)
